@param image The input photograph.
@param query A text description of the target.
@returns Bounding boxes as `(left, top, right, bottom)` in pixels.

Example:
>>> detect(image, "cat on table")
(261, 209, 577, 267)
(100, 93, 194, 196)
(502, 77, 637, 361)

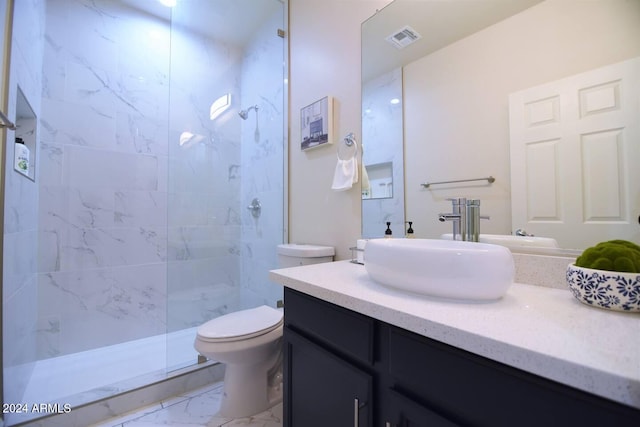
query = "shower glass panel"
(165, 0, 287, 370)
(1, 0, 286, 425)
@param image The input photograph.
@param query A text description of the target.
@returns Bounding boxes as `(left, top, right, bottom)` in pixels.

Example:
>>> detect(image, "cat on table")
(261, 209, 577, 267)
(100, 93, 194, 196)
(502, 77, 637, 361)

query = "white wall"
(289, 0, 391, 260)
(403, 0, 640, 240)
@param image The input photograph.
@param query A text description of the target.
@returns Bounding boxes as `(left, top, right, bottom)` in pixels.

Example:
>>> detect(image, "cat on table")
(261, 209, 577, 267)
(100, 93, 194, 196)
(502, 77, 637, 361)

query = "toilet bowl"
(194, 305, 284, 417)
(194, 243, 335, 418)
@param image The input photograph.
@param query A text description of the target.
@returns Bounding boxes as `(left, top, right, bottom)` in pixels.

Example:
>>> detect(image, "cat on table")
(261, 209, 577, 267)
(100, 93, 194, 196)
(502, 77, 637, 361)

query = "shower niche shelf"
(14, 86, 37, 182)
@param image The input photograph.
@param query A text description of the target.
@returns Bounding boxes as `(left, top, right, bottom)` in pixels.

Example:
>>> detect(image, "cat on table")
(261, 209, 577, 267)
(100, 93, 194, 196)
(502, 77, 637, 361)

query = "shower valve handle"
(247, 198, 262, 218)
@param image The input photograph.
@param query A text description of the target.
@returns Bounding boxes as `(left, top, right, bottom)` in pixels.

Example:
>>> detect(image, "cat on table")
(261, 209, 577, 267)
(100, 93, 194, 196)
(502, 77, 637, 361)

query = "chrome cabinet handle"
(354, 398, 359, 427)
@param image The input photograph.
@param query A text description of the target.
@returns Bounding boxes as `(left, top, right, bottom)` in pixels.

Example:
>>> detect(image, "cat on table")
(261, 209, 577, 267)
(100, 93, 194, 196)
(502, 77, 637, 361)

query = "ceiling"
(362, 0, 543, 82)
(120, 0, 282, 47)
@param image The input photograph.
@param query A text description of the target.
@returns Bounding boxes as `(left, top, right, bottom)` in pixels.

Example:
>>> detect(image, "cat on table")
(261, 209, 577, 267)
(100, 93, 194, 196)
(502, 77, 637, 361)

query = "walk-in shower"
(1, 0, 287, 425)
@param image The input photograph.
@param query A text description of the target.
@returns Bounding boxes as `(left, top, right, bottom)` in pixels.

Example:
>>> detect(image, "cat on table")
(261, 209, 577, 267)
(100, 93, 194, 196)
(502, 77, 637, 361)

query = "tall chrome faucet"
(438, 197, 467, 241)
(438, 198, 489, 242)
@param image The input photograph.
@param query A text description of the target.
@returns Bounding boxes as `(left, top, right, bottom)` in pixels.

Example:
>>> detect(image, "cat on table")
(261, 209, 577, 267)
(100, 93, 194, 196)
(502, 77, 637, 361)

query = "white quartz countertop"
(269, 260, 640, 410)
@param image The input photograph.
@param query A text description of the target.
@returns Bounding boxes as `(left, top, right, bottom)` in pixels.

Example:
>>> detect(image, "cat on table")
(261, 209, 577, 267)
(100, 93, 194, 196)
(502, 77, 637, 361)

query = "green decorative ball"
(575, 240, 640, 273)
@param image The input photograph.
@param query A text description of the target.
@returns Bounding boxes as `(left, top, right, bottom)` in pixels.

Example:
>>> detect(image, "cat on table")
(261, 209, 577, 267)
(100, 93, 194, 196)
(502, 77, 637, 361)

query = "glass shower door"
(166, 0, 287, 370)
(0, 0, 11, 424)
(3, 1, 173, 424)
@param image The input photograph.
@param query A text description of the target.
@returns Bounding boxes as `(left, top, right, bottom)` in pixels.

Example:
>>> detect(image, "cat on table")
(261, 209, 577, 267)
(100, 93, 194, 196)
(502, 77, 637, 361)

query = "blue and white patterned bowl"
(566, 264, 640, 312)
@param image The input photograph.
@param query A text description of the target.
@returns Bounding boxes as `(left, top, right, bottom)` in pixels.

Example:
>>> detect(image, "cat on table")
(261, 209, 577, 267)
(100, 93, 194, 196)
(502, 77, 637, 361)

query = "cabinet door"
(284, 326, 372, 427)
(385, 389, 459, 427)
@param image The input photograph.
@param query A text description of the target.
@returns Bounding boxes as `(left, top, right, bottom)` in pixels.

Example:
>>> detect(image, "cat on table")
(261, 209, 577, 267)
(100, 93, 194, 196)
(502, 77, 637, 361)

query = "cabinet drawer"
(284, 288, 374, 364)
(388, 326, 640, 426)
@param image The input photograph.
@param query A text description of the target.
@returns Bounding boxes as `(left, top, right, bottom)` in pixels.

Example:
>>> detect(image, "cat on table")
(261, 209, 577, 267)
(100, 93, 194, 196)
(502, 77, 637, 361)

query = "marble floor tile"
(93, 382, 282, 427)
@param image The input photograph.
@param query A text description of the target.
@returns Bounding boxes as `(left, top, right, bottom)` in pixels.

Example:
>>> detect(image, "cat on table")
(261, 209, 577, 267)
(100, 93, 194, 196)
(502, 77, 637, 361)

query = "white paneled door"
(509, 57, 640, 249)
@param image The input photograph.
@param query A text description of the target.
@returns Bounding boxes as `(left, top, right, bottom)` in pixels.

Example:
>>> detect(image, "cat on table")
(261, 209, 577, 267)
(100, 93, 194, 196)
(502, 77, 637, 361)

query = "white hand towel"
(331, 156, 359, 191)
(361, 163, 370, 193)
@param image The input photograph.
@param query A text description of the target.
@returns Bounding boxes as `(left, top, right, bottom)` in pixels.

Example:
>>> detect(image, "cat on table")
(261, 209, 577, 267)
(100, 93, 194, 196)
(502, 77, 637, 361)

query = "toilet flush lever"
(247, 198, 262, 218)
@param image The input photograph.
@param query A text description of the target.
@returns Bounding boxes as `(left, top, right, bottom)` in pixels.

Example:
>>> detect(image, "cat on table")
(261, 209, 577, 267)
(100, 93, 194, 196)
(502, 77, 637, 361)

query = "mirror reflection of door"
(509, 57, 640, 249)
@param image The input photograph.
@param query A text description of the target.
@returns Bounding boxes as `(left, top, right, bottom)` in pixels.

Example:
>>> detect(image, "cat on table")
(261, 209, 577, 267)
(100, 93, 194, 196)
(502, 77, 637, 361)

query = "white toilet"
(194, 243, 334, 418)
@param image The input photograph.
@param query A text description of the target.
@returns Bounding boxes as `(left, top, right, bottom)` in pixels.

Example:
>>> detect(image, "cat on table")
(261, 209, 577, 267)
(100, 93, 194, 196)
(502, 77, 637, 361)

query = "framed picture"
(300, 96, 333, 150)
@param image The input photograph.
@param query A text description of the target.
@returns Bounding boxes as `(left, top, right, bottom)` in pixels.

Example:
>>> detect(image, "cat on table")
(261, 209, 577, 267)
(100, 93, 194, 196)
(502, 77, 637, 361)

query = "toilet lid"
(197, 305, 283, 342)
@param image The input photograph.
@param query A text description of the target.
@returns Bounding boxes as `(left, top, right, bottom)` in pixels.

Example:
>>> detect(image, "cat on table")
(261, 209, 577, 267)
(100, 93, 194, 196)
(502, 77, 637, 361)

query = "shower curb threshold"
(12, 361, 224, 427)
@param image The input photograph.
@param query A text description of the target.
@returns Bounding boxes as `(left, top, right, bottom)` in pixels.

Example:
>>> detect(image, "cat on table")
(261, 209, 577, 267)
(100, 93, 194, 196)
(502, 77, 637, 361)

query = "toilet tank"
(277, 244, 335, 268)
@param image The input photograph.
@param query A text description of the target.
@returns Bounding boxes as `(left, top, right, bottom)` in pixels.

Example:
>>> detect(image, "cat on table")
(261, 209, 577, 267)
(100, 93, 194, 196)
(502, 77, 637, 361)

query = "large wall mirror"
(361, 0, 640, 251)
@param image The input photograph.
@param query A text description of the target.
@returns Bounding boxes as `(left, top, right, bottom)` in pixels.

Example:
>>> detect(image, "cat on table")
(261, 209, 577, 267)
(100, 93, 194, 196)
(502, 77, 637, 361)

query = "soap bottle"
(384, 222, 393, 238)
(405, 221, 414, 238)
(14, 137, 29, 175)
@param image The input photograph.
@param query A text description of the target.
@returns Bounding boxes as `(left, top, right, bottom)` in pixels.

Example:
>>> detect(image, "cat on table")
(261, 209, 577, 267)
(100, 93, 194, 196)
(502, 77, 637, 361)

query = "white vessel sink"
(441, 233, 560, 250)
(364, 238, 514, 301)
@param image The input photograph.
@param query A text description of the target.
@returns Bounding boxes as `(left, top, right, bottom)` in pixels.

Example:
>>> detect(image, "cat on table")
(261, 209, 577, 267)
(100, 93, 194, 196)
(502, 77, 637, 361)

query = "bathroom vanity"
(270, 260, 640, 427)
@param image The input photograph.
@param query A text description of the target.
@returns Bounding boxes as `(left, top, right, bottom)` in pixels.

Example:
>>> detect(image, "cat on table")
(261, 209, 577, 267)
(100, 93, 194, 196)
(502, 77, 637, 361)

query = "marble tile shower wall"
(34, 0, 247, 359)
(239, 9, 285, 310)
(3, 0, 46, 406)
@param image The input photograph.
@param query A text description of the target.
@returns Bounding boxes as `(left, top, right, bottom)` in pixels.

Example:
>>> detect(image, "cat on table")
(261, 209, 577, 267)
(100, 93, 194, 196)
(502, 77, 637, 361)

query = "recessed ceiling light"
(158, 0, 177, 7)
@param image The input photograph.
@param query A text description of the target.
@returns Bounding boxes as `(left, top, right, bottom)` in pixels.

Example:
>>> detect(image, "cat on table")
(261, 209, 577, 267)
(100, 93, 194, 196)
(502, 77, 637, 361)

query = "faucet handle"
(446, 197, 466, 206)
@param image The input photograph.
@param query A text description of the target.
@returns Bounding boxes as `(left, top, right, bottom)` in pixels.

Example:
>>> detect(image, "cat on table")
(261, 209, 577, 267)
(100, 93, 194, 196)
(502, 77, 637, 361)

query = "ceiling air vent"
(386, 25, 422, 49)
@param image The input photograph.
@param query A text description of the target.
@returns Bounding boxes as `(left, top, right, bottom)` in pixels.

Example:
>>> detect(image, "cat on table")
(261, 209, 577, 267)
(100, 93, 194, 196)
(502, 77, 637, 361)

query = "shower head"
(239, 105, 259, 120)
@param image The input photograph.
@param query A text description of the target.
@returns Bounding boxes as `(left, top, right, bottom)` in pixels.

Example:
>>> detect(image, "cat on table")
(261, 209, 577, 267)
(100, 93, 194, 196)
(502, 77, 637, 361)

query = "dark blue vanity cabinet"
(283, 288, 640, 427)
(283, 287, 375, 427)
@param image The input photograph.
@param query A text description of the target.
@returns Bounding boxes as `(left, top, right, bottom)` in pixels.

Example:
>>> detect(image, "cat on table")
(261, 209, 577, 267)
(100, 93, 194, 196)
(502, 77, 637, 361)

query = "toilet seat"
(196, 305, 284, 343)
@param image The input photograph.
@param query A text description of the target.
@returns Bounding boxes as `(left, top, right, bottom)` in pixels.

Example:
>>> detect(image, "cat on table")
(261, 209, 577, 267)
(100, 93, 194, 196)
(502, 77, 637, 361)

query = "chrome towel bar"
(421, 176, 495, 188)
(0, 109, 16, 130)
